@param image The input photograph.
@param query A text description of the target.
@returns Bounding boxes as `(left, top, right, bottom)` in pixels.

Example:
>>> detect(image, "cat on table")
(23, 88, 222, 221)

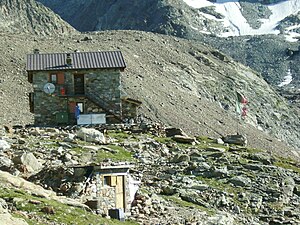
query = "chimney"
(66, 53, 72, 66)
(33, 49, 39, 54)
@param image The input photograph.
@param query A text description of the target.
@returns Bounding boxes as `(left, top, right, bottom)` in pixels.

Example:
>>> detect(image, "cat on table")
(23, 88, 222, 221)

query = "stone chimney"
(66, 53, 72, 66)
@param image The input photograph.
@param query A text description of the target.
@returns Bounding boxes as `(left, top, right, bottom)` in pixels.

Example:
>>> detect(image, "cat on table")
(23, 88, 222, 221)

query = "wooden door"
(115, 176, 124, 209)
(74, 74, 84, 95)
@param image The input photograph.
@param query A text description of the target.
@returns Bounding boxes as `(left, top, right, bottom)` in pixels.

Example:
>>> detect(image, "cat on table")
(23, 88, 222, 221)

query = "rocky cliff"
(0, 0, 75, 35)
(37, 0, 300, 108)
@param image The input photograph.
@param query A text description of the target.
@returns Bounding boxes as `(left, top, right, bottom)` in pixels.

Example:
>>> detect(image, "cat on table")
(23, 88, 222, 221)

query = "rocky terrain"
(0, 0, 300, 224)
(0, 124, 299, 224)
(1, 30, 300, 158)
(0, 0, 75, 35)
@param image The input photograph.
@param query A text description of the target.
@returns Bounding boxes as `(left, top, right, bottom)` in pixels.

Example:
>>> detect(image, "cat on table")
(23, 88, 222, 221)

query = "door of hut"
(74, 74, 84, 95)
(115, 176, 124, 209)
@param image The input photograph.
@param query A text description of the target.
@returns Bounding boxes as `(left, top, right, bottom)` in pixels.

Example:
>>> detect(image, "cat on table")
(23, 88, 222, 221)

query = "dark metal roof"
(26, 51, 126, 71)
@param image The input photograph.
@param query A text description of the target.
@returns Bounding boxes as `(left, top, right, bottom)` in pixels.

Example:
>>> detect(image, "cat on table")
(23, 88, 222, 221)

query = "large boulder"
(222, 134, 247, 146)
(165, 127, 186, 137)
(0, 140, 10, 151)
(12, 152, 43, 173)
(172, 135, 195, 144)
(228, 176, 251, 187)
(76, 128, 106, 144)
(171, 153, 190, 163)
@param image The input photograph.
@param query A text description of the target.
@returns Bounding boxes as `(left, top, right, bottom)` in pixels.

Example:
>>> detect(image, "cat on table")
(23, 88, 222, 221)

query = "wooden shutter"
(69, 102, 76, 113)
(57, 72, 65, 84)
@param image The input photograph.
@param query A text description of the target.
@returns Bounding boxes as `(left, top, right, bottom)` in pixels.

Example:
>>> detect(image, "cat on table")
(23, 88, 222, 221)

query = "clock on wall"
(43, 83, 55, 94)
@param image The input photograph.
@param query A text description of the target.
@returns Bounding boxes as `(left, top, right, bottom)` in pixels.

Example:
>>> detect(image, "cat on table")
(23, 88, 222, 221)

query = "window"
(104, 176, 117, 187)
(49, 73, 64, 84)
(50, 74, 57, 83)
(77, 102, 84, 113)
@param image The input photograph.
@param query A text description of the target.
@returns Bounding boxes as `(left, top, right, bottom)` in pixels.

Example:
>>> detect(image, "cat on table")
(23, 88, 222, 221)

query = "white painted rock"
(76, 128, 106, 144)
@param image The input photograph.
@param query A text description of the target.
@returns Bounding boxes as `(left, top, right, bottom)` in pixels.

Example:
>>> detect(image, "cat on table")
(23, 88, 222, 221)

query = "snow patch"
(183, 0, 300, 38)
(278, 69, 293, 87)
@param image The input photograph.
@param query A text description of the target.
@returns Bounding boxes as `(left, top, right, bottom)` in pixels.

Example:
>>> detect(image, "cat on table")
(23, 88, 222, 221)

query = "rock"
(63, 133, 76, 142)
(191, 184, 209, 191)
(171, 153, 190, 163)
(18, 138, 26, 144)
(172, 135, 195, 144)
(12, 152, 43, 173)
(56, 146, 64, 155)
(0, 213, 29, 225)
(294, 185, 300, 196)
(4, 125, 14, 134)
(83, 146, 99, 151)
(0, 156, 13, 171)
(161, 186, 177, 195)
(0, 140, 10, 151)
(194, 162, 211, 172)
(0, 198, 8, 214)
(76, 128, 106, 144)
(45, 128, 60, 133)
(242, 164, 264, 171)
(217, 138, 225, 145)
(248, 153, 273, 165)
(222, 134, 247, 146)
(58, 142, 73, 149)
(207, 213, 235, 225)
(165, 127, 186, 137)
(203, 166, 228, 178)
(281, 177, 295, 203)
(179, 190, 210, 208)
(229, 176, 251, 187)
(206, 147, 226, 152)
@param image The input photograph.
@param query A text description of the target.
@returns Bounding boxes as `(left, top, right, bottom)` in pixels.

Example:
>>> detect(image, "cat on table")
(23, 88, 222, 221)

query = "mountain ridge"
(0, 0, 75, 35)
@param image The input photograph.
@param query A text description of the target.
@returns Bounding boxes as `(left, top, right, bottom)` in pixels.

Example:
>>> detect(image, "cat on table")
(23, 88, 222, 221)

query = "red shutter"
(57, 72, 65, 84)
(69, 102, 76, 113)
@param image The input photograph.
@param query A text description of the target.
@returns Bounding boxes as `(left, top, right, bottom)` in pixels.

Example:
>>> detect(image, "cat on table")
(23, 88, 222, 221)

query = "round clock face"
(43, 83, 55, 94)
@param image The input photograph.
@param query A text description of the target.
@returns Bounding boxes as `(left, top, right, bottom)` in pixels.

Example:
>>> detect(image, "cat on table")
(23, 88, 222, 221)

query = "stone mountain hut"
(26, 50, 141, 126)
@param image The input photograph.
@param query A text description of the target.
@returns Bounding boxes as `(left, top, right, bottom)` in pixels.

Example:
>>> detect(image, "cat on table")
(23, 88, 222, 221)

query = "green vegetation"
(107, 130, 131, 142)
(274, 158, 300, 174)
(95, 145, 134, 162)
(163, 194, 215, 216)
(196, 136, 216, 144)
(244, 147, 263, 154)
(0, 187, 137, 225)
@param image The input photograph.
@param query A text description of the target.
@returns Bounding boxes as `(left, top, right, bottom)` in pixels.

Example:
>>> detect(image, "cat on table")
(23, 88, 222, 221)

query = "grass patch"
(107, 131, 131, 142)
(153, 137, 172, 144)
(274, 159, 300, 174)
(0, 187, 137, 225)
(196, 136, 216, 144)
(95, 145, 134, 162)
(163, 195, 215, 216)
(244, 148, 263, 154)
